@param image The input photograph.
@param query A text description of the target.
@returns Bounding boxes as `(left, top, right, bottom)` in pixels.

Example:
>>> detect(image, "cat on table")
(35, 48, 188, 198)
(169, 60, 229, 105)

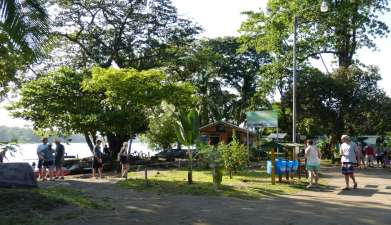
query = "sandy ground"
(43, 167, 391, 225)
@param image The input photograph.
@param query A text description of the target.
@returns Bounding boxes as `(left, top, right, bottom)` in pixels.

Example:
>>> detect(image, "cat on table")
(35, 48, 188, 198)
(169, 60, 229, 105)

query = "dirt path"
(45, 167, 391, 225)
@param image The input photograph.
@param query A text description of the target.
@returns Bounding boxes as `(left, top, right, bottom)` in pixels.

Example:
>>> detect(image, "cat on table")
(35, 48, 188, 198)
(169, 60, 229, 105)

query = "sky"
(0, 0, 390, 127)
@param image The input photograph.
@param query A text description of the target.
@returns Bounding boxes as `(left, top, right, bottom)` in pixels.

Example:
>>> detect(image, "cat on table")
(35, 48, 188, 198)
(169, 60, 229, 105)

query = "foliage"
(218, 135, 249, 178)
(7, 67, 102, 150)
(143, 102, 178, 150)
(282, 65, 391, 136)
(171, 108, 200, 184)
(0, 0, 50, 60)
(119, 169, 327, 199)
(49, 0, 201, 69)
(9, 67, 195, 156)
(166, 37, 271, 125)
(198, 144, 224, 167)
(240, 0, 390, 68)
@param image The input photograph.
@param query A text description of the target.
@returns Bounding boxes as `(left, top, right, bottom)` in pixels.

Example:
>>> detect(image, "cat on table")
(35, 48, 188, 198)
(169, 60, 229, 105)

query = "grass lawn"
(0, 187, 109, 225)
(118, 169, 328, 200)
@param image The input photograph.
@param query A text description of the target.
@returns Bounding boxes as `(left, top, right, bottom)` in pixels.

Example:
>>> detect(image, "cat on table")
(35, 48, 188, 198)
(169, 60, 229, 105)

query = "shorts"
(120, 155, 128, 164)
(306, 164, 320, 171)
(93, 159, 103, 169)
(55, 159, 64, 168)
(38, 159, 44, 169)
(341, 163, 354, 175)
(43, 160, 54, 168)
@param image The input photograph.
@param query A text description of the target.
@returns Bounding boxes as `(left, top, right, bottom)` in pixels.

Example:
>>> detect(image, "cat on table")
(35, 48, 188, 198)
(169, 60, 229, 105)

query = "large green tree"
(166, 37, 271, 126)
(49, 0, 201, 69)
(240, 0, 389, 68)
(8, 67, 102, 151)
(240, 0, 390, 138)
(9, 67, 195, 157)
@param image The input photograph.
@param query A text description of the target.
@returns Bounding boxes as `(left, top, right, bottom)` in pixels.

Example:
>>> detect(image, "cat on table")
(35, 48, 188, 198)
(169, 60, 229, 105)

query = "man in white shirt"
(340, 135, 358, 190)
(36, 137, 48, 180)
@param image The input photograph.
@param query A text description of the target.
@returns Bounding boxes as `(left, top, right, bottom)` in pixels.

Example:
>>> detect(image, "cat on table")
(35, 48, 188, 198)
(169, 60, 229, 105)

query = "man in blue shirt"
(37, 138, 48, 180)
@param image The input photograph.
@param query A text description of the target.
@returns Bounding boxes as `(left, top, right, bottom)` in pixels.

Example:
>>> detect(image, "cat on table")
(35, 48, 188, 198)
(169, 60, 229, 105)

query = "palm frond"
(0, 0, 50, 60)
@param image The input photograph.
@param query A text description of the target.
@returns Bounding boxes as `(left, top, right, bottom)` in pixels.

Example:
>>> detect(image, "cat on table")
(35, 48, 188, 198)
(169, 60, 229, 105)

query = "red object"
(365, 146, 375, 156)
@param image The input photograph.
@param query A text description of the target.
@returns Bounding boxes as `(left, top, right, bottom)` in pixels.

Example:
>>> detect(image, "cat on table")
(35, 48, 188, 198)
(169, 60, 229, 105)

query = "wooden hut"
(199, 121, 254, 145)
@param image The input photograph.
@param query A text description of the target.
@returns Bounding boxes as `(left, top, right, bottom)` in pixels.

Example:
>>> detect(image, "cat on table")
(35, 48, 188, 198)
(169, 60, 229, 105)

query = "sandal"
(342, 187, 350, 191)
(353, 183, 357, 189)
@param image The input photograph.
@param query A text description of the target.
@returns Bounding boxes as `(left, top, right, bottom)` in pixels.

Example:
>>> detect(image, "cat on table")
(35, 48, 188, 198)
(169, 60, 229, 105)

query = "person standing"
(304, 139, 321, 188)
(340, 135, 358, 190)
(118, 142, 129, 179)
(375, 143, 385, 168)
(42, 143, 55, 181)
(54, 138, 65, 180)
(365, 145, 375, 167)
(92, 140, 103, 178)
(37, 138, 48, 180)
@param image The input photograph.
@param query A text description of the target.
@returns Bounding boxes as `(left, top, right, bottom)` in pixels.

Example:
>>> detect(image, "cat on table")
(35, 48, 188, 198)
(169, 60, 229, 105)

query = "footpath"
(48, 166, 391, 225)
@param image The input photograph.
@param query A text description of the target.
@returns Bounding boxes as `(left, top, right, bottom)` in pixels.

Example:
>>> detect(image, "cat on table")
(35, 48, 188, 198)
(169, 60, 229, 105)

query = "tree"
(143, 102, 179, 151)
(240, 0, 389, 68)
(281, 65, 391, 137)
(9, 67, 195, 158)
(240, 0, 390, 138)
(173, 109, 200, 184)
(50, 0, 201, 70)
(82, 67, 195, 157)
(218, 135, 249, 179)
(0, 30, 22, 98)
(166, 37, 271, 126)
(7, 67, 103, 151)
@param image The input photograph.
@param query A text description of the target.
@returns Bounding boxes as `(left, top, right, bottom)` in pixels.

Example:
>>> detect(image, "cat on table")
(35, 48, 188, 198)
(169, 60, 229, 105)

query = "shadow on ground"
(39, 177, 391, 225)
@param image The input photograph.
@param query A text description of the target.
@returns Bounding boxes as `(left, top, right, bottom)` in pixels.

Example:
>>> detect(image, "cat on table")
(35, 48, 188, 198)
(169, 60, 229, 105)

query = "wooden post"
(144, 167, 148, 186)
(271, 147, 276, 185)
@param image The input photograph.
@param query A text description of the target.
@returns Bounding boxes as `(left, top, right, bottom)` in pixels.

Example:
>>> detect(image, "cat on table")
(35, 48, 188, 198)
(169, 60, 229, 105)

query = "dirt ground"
(44, 166, 391, 225)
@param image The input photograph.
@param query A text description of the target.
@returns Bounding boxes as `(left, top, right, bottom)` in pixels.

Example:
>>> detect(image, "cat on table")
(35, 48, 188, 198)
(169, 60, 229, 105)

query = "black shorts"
(38, 159, 44, 169)
(120, 155, 128, 164)
(43, 160, 54, 168)
(93, 159, 103, 169)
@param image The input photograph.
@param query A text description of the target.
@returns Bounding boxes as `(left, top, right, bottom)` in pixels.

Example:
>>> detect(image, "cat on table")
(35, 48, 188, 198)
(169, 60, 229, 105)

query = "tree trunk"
(107, 133, 128, 161)
(187, 147, 193, 184)
(84, 133, 94, 153)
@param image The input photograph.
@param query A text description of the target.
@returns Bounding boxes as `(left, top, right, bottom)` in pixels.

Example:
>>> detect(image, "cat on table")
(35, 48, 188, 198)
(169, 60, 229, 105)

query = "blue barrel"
(275, 159, 282, 174)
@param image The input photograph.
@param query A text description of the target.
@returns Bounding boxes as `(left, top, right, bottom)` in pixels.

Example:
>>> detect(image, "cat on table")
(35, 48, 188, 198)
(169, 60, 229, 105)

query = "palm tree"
(1, 0, 50, 59)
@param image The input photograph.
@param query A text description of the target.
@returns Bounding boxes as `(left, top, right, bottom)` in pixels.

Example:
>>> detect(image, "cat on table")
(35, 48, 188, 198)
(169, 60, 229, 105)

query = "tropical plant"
(0, 0, 50, 59)
(198, 144, 224, 188)
(173, 109, 200, 184)
(218, 134, 249, 179)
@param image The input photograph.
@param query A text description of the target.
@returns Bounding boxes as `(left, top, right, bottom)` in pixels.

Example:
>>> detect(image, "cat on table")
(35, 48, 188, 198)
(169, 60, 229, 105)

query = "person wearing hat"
(340, 135, 358, 190)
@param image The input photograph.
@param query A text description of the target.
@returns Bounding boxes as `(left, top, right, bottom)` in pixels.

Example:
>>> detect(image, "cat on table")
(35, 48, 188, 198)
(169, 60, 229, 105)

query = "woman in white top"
(305, 139, 321, 188)
(340, 135, 358, 190)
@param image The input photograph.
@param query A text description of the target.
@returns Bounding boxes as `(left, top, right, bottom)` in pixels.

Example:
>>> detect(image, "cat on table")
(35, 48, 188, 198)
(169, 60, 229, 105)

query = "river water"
(3, 139, 156, 166)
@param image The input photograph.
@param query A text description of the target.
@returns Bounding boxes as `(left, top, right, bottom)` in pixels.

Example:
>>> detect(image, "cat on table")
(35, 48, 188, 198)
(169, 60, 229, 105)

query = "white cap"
(341, 135, 350, 141)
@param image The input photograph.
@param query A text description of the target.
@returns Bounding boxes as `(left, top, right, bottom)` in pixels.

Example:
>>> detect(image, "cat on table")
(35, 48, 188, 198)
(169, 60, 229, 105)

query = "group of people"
(304, 135, 389, 190)
(356, 142, 389, 168)
(36, 137, 65, 181)
(90, 139, 130, 179)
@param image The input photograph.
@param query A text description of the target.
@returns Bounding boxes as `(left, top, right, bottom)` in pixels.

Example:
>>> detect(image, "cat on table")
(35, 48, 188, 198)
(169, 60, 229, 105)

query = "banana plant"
(173, 109, 200, 184)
